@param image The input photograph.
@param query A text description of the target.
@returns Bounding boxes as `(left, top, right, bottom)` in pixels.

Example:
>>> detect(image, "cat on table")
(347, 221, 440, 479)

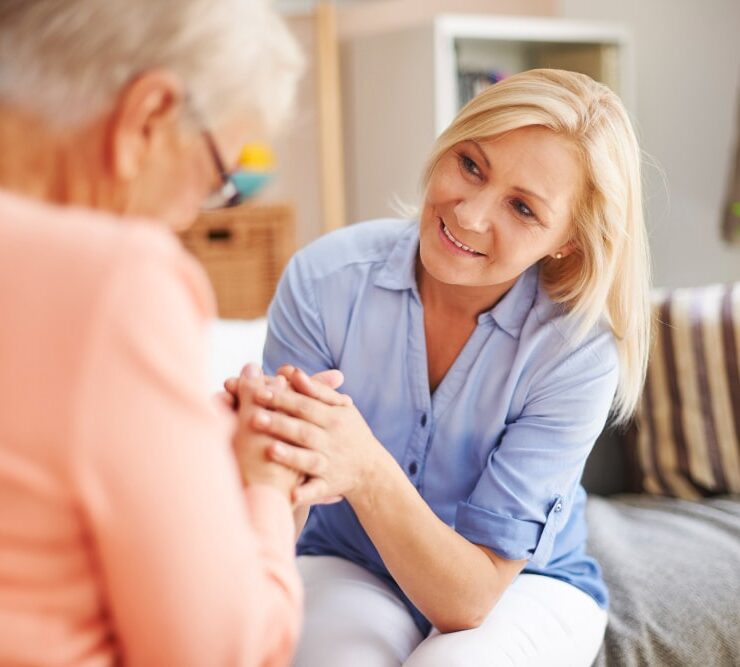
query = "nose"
(453, 190, 496, 234)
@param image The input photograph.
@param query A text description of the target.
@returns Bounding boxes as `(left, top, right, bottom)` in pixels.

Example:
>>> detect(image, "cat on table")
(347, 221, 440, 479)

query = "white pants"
(294, 556, 607, 667)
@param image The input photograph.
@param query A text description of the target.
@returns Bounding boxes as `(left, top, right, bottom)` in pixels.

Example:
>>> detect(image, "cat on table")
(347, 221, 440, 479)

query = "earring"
(555, 252, 563, 259)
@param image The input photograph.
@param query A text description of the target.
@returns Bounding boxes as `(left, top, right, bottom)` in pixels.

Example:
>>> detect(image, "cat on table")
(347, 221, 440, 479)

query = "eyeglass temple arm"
(201, 130, 231, 182)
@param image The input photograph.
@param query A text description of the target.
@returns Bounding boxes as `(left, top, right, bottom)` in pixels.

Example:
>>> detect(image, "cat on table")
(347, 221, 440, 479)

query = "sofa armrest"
(583, 427, 630, 497)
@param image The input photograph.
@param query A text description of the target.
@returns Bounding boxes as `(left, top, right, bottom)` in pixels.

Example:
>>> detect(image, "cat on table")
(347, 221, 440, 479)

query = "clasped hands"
(220, 363, 384, 508)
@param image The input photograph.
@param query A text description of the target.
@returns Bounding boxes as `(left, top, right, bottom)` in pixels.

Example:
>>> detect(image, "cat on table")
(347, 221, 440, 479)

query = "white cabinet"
(340, 14, 633, 223)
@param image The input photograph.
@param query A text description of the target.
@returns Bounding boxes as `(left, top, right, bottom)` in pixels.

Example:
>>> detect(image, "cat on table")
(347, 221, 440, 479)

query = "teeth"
(442, 223, 481, 255)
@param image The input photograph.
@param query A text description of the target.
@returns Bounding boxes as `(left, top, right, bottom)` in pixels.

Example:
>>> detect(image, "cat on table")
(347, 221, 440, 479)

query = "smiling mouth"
(438, 219, 486, 256)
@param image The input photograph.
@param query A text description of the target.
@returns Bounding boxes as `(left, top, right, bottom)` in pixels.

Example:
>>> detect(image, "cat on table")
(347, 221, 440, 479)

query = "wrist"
(346, 443, 399, 510)
(241, 462, 296, 499)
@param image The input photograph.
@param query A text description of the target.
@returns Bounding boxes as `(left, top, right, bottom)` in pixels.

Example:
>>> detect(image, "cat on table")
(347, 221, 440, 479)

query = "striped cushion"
(629, 283, 740, 499)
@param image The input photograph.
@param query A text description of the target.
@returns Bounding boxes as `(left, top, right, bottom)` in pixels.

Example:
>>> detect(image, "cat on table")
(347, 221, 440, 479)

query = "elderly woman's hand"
(231, 365, 303, 498)
(250, 368, 390, 506)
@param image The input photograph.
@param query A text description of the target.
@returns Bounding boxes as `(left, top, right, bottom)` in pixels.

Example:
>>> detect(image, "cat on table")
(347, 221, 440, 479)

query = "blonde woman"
(242, 69, 651, 665)
(0, 1, 317, 665)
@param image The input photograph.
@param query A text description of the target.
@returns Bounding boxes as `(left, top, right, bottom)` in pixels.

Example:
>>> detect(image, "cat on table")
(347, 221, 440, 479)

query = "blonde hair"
(0, 0, 302, 131)
(422, 69, 651, 424)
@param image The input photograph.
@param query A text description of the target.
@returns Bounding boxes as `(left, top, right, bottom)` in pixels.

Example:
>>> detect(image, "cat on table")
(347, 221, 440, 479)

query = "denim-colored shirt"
(263, 219, 617, 635)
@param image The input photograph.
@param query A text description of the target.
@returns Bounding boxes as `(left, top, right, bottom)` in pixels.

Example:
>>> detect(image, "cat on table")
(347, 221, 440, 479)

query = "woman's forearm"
(346, 449, 516, 633)
(248, 382, 524, 631)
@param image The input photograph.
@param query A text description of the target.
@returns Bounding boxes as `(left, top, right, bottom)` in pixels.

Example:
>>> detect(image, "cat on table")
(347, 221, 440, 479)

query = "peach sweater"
(0, 190, 301, 666)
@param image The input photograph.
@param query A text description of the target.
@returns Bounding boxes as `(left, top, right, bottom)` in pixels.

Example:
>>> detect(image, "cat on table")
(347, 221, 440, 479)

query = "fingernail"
(272, 442, 285, 457)
(254, 411, 271, 425)
(245, 363, 261, 379)
(296, 369, 310, 383)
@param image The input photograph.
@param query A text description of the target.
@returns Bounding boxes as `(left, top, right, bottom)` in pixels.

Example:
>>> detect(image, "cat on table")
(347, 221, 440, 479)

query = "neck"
(416, 256, 518, 321)
(0, 105, 113, 210)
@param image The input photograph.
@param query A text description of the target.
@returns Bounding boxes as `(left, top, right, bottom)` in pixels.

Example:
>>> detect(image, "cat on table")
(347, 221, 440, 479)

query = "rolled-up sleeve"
(455, 330, 619, 568)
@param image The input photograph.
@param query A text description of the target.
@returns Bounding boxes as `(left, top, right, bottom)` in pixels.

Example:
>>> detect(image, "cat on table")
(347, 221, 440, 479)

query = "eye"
(511, 198, 536, 220)
(457, 152, 482, 179)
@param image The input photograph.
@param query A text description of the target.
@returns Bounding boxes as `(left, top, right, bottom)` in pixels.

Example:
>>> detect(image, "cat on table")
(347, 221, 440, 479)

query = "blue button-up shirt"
(264, 219, 617, 634)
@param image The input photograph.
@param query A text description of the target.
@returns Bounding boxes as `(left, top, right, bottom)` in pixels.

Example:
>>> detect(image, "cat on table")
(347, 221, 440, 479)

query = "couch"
(583, 431, 740, 666)
(584, 282, 740, 666)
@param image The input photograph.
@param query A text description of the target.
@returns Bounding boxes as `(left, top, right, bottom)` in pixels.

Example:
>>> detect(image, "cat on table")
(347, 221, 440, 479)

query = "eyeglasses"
(187, 96, 273, 211)
(200, 129, 246, 210)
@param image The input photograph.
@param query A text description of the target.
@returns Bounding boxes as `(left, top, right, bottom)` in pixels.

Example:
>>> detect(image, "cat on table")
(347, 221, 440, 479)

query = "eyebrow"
(512, 186, 555, 215)
(467, 139, 491, 168)
(468, 140, 555, 215)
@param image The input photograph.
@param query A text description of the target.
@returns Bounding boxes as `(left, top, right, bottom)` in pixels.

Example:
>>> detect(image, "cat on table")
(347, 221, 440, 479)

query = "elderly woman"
(241, 69, 651, 666)
(0, 1, 313, 665)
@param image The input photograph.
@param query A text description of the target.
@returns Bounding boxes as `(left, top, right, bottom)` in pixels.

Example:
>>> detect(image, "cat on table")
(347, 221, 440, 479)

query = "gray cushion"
(587, 494, 740, 666)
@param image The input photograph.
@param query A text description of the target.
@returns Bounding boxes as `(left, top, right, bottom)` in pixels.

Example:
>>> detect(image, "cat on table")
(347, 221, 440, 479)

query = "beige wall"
(260, 15, 323, 248)
(560, 0, 740, 288)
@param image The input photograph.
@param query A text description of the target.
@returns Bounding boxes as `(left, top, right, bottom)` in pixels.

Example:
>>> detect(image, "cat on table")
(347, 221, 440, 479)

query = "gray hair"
(0, 0, 303, 130)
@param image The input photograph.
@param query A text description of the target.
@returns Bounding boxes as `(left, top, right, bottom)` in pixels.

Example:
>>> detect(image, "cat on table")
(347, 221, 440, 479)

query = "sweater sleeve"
(70, 228, 301, 667)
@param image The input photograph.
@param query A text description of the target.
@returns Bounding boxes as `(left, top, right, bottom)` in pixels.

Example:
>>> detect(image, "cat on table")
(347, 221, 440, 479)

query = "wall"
(560, 0, 740, 288)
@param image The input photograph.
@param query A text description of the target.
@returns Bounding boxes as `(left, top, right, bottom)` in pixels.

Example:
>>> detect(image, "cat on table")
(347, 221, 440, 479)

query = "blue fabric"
(263, 219, 617, 635)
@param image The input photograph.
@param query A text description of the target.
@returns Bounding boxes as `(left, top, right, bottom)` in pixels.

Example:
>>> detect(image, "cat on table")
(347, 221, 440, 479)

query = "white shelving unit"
(340, 14, 634, 224)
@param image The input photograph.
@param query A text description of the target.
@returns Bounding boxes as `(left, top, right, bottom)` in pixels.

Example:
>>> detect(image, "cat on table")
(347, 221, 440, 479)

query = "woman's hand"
(219, 365, 350, 411)
(249, 368, 389, 506)
(231, 365, 302, 498)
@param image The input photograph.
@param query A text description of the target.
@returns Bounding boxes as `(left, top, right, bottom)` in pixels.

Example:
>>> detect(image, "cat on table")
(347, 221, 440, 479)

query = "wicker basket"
(179, 202, 296, 319)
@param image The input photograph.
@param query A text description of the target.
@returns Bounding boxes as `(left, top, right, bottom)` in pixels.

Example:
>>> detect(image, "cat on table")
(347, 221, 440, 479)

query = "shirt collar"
(484, 263, 540, 338)
(373, 223, 420, 291)
(374, 222, 540, 339)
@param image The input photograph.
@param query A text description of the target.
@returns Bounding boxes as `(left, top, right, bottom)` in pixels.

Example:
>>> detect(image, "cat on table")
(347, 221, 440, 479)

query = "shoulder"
(108, 223, 215, 320)
(289, 218, 416, 281)
(0, 192, 217, 453)
(524, 280, 619, 378)
(106, 229, 216, 332)
(0, 190, 215, 326)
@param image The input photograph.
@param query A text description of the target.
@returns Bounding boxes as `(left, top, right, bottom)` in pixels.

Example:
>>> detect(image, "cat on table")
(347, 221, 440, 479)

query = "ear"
(552, 240, 578, 259)
(107, 69, 185, 181)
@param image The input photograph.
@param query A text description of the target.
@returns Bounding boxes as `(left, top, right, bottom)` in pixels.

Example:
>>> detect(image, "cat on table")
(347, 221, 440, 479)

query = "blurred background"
(193, 0, 739, 320)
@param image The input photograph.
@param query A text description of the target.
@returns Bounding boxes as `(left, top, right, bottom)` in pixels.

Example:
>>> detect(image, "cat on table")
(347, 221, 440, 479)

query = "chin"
(418, 242, 476, 287)
(171, 213, 198, 232)
(159, 202, 201, 232)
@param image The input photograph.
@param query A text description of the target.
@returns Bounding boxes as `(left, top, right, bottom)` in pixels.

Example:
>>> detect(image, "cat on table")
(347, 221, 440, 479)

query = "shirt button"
(554, 502, 563, 512)
(408, 461, 418, 475)
(420, 413, 427, 427)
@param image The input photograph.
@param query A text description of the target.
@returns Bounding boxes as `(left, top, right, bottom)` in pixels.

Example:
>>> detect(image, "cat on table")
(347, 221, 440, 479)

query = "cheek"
(426, 173, 464, 208)
(161, 158, 211, 230)
(487, 217, 548, 265)
(424, 157, 473, 205)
